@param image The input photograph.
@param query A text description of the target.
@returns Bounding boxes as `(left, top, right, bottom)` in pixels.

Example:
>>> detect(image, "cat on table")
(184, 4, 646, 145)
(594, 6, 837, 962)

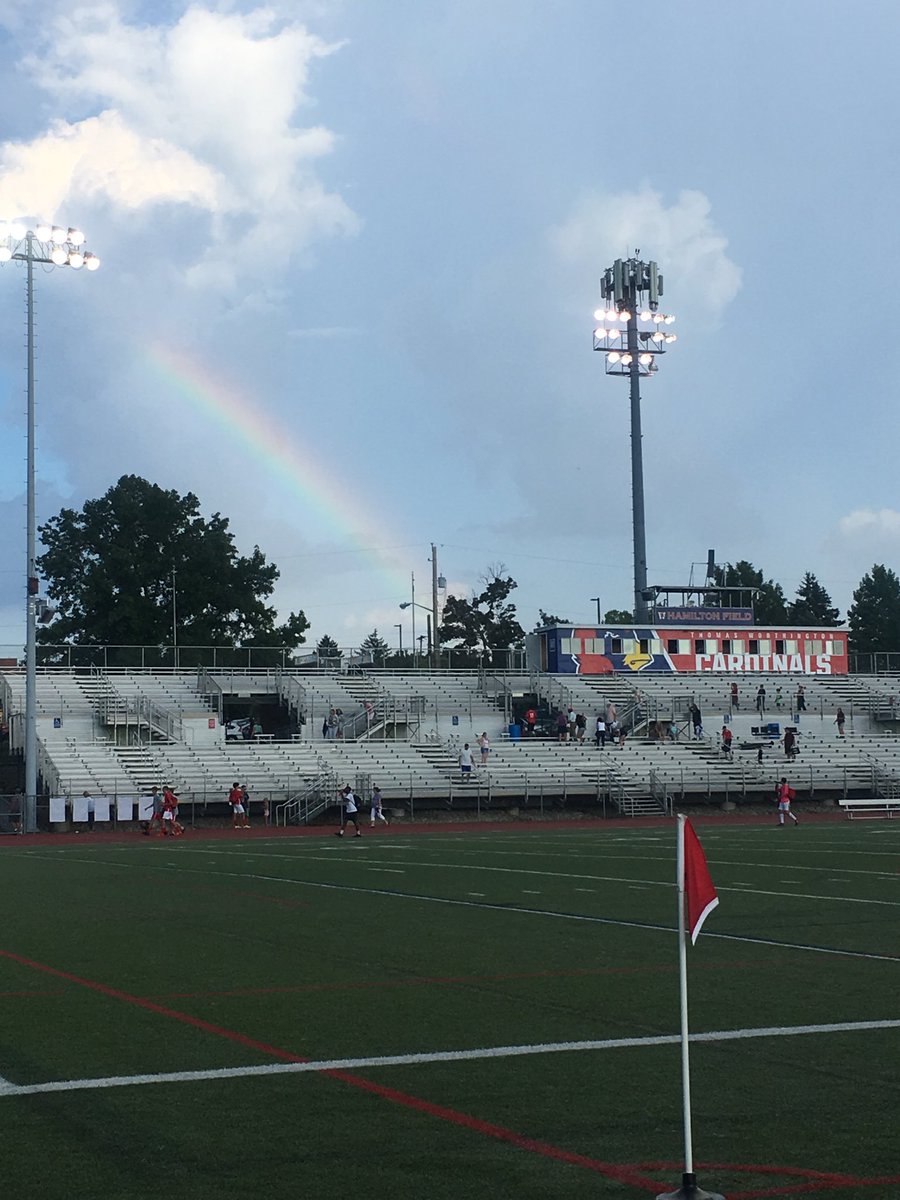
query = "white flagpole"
(676, 812, 694, 1176)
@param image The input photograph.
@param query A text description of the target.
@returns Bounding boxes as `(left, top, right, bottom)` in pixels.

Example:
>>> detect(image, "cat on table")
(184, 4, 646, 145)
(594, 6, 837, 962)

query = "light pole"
(593, 257, 676, 624)
(590, 597, 603, 624)
(0, 219, 100, 832)
(400, 599, 434, 661)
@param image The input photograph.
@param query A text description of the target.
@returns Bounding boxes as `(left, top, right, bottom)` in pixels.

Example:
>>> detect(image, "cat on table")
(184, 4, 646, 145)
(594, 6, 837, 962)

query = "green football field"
(1, 817, 898, 1199)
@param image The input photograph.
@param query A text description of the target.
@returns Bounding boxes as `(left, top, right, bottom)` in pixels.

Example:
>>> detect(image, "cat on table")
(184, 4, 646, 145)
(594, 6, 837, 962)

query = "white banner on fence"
(49, 797, 67, 823)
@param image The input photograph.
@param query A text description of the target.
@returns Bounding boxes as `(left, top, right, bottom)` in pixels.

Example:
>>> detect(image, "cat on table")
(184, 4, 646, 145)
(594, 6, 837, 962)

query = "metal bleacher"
(2, 666, 898, 821)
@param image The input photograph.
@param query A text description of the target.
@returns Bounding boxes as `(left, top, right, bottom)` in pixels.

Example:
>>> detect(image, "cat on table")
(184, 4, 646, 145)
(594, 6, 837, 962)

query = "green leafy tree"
(713, 560, 788, 624)
(603, 609, 633, 623)
(533, 609, 570, 630)
(788, 572, 841, 626)
(439, 565, 525, 664)
(847, 565, 900, 655)
(359, 629, 390, 665)
(37, 475, 309, 650)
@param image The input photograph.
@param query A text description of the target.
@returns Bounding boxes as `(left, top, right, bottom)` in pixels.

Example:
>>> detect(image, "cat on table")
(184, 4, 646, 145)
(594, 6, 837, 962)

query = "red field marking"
(152, 957, 784, 1001)
(0, 950, 306, 1064)
(633, 1160, 900, 1198)
(0, 989, 65, 998)
(3, 947, 895, 1196)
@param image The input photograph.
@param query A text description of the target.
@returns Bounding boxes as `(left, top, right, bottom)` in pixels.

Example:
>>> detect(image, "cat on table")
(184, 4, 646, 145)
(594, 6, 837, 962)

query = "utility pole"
(431, 543, 440, 669)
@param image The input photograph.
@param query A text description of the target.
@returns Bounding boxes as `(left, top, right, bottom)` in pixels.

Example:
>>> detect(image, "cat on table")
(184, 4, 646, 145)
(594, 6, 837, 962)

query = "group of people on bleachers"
(550, 705, 627, 749)
(728, 681, 806, 713)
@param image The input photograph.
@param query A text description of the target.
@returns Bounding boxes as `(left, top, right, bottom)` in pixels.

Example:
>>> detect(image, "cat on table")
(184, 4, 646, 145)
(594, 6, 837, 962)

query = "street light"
(593, 257, 676, 623)
(399, 599, 433, 665)
(1, 219, 100, 832)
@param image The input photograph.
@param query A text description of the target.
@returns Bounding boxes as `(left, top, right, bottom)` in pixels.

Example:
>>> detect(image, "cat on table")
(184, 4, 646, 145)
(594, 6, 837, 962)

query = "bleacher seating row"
(1, 667, 898, 818)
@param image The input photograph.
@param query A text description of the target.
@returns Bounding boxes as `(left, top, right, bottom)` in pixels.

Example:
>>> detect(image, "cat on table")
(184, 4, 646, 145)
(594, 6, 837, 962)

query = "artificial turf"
(1, 818, 898, 1199)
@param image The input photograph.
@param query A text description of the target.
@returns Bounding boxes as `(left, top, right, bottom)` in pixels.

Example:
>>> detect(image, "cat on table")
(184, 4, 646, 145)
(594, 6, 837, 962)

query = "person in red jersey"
(228, 782, 249, 829)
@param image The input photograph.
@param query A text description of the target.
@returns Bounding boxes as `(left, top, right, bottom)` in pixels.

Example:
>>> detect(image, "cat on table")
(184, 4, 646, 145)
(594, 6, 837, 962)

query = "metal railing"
(275, 769, 338, 826)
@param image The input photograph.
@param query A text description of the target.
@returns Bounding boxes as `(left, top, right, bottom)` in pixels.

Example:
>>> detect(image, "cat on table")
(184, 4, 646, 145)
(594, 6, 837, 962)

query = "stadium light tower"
(0, 220, 100, 833)
(593, 256, 676, 624)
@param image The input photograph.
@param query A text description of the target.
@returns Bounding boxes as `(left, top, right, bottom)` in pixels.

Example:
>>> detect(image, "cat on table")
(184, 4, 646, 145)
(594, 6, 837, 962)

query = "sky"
(0, 0, 898, 654)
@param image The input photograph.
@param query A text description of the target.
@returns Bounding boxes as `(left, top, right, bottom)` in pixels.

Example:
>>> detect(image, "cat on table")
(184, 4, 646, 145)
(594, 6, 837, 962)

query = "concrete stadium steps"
(4, 666, 900, 807)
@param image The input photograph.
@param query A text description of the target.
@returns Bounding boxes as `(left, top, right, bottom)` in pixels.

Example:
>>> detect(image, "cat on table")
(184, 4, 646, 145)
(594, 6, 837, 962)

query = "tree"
(316, 634, 340, 664)
(787, 573, 841, 627)
(438, 565, 525, 660)
(603, 609, 633, 624)
(533, 609, 570, 630)
(37, 475, 309, 649)
(847, 565, 900, 655)
(359, 629, 390, 665)
(712, 560, 788, 625)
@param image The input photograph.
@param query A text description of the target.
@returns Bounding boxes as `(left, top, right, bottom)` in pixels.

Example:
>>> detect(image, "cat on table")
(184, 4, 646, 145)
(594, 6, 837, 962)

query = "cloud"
(838, 508, 900, 537)
(1, 4, 358, 288)
(550, 186, 741, 323)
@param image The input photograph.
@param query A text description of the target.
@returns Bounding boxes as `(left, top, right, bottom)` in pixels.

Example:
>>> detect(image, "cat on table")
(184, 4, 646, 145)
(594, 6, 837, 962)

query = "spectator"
(783, 729, 797, 760)
(730, 681, 739, 710)
(796, 685, 806, 712)
(556, 710, 568, 743)
(689, 703, 703, 739)
(595, 716, 607, 748)
(774, 686, 783, 710)
(575, 712, 587, 744)
(668, 720, 678, 742)
(459, 743, 475, 780)
(567, 707, 577, 743)
(756, 684, 766, 712)
(835, 707, 846, 737)
(478, 731, 491, 766)
(524, 707, 537, 736)
(721, 725, 733, 756)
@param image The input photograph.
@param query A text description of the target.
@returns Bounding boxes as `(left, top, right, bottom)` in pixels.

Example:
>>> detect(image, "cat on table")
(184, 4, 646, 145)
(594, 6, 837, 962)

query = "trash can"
(508, 723, 521, 740)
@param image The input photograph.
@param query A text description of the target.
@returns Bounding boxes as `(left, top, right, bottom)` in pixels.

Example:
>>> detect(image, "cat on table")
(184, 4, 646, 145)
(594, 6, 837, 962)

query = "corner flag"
(682, 818, 718, 945)
(655, 817, 726, 1200)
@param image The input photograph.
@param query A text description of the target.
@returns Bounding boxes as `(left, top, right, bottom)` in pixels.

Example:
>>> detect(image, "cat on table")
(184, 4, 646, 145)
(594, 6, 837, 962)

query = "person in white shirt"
(335, 786, 362, 837)
(459, 743, 475, 780)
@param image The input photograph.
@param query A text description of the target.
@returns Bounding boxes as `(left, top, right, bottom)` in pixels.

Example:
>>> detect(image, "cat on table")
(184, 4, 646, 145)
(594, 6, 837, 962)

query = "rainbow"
(144, 342, 412, 597)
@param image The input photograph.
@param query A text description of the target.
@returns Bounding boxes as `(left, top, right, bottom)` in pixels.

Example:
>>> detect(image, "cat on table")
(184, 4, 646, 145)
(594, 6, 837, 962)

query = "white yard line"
(3, 1018, 899, 1099)
(18, 853, 900, 964)
(172, 847, 900, 909)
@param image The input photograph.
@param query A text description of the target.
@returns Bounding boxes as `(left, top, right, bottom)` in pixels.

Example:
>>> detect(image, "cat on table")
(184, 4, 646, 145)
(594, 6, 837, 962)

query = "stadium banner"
(654, 607, 753, 625)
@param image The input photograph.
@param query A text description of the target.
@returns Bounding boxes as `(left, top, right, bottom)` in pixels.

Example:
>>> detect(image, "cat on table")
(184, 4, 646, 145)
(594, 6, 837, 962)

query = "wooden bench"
(838, 798, 900, 820)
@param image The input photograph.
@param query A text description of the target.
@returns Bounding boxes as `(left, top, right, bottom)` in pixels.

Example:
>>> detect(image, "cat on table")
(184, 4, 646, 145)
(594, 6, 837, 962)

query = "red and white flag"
(682, 818, 718, 944)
